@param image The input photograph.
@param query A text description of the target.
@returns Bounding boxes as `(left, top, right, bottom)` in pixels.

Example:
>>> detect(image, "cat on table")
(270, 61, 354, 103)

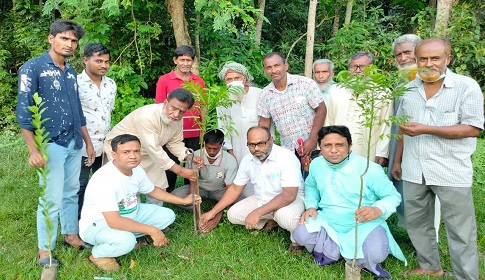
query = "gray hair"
(348, 51, 375, 66)
(312, 59, 334, 73)
(392, 34, 422, 51)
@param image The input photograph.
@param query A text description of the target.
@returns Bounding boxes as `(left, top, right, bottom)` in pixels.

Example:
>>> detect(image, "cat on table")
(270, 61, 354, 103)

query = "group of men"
(16, 19, 482, 279)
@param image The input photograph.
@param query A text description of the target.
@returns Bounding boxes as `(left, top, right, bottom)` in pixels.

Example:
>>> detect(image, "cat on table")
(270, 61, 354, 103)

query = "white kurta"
(324, 85, 391, 160)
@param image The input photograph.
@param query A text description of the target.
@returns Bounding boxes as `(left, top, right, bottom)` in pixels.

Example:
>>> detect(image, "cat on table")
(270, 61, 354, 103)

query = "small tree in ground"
(28, 93, 56, 279)
(336, 65, 409, 279)
(183, 81, 241, 233)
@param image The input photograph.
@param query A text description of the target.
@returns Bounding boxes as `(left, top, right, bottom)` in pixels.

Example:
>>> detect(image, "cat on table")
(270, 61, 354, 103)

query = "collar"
(42, 52, 72, 70)
(323, 152, 353, 170)
(167, 70, 199, 81)
(267, 73, 294, 92)
(78, 69, 108, 84)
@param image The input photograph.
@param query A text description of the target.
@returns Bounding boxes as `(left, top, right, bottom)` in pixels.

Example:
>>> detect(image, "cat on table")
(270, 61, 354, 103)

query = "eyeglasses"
(349, 65, 367, 71)
(247, 137, 271, 149)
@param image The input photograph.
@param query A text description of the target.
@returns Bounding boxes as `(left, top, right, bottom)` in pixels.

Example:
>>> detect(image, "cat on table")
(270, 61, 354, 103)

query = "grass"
(1, 131, 484, 279)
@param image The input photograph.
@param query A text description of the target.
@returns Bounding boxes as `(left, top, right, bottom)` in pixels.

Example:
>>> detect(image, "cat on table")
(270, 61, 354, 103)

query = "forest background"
(0, 0, 484, 131)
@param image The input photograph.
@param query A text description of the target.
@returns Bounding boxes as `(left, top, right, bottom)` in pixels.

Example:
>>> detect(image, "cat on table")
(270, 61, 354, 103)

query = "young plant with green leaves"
(336, 65, 409, 278)
(28, 93, 56, 273)
(183, 81, 242, 233)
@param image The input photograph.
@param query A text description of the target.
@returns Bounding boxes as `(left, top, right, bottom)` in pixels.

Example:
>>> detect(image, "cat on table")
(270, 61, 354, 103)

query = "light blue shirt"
(303, 153, 406, 264)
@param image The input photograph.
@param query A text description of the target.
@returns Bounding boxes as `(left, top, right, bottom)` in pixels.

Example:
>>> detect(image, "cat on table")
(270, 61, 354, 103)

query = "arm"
(258, 116, 271, 128)
(154, 76, 168, 104)
(147, 186, 200, 205)
(375, 101, 392, 166)
(245, 187, 298, 229)
(399, 123, 480, 138)
(199, 184, 245, 226)
(304, 102, 326, 155)
(81, 125, 95, 165)
(391, 136, 403, 180)
(103, 211, 169, 247)
(20, 128, 45, 168)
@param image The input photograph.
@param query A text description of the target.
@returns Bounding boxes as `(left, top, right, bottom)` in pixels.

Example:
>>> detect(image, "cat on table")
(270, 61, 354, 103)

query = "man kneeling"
(293, 126, 406, 278)
(199, 126, 305, 249)
(79, 134, 200, 271)
(171, 129, 241, 233)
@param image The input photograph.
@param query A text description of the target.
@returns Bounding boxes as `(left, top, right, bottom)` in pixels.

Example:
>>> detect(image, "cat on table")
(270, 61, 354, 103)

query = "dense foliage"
(1, 0, 484, 132)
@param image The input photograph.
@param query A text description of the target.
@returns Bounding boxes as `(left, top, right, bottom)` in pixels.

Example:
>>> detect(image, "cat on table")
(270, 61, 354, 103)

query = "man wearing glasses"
(199, 126, 305, 251)
(324, 51, 391, 167)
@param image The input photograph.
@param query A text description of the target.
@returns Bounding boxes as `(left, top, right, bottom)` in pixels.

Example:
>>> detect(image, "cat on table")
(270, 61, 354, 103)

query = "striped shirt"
(398, 69, 484, 187)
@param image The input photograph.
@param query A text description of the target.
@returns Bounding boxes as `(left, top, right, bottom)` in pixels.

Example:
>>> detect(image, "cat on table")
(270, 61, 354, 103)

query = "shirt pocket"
(439, 111, 459, 126)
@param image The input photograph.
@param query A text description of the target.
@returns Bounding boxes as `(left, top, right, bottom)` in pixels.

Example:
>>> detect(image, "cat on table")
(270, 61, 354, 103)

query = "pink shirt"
(155, 70, 205, 138)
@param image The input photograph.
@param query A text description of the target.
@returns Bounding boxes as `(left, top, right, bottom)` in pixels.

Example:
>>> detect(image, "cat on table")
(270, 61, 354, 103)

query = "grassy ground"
(0, 131, 483, 279)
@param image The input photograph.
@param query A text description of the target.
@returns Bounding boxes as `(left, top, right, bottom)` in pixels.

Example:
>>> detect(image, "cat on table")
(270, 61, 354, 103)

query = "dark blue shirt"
(16, 52, 86, 149)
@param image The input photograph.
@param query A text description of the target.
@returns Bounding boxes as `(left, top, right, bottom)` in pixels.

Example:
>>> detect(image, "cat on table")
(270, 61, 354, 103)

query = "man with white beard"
(312, 59, 335, 104)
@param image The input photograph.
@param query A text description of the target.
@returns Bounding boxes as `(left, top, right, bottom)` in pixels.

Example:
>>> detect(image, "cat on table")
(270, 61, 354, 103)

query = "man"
(293, 126, 406, 278)
(77, 43, 117, 218)
(312, 59, 335, 104)
(217, 61, 262, 163)
(217, 61, 272, 197)
(104, 88, 202, 207)
(199, 126, 305, 250)
(258, 52, 326, 160)
(155, 45, 205, 192)
(171, 129, 239, 233)
(80, 134, 201, 271)
(16, 20, 94, 267)
(325, 51, 391, 166)
(388, 34, 422, 228)
(392, 34, 422, 70)
(392, 38, 483, 278)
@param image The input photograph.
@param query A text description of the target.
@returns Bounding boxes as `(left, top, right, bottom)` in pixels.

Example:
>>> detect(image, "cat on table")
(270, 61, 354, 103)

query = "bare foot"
(200, 211, 223, 233)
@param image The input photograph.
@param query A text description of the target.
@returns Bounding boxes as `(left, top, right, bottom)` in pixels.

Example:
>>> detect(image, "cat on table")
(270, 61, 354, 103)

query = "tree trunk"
(435, 0, 454, 36)
(429, 0, 437, 8)
(333, 5, 341, 36)
(304, 0, 318, 78)
(344, 0, 354, 24)
(166, 0, 192, 46)
(254, 0, 266, 47)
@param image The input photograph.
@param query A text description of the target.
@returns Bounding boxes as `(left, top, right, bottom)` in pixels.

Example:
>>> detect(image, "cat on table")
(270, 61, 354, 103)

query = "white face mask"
(227, 80, 245, 102)
(227, 80, 244, 88)
(417, 71, 446, 83)
(205, 148, 222, 160)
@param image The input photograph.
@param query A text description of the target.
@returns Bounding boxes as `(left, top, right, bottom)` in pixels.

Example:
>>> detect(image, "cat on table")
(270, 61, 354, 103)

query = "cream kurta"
(104, 104, 188, 188)
(324, 85, 391, 159)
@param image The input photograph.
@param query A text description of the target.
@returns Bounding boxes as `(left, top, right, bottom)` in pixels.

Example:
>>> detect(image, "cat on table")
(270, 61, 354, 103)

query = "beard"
(253, 145, 272, 161)
(317, 81, 332, 92)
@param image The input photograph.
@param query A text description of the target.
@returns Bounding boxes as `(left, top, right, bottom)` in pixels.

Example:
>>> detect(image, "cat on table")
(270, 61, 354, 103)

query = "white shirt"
(79, 161, 154, 239)
(217, 86, 262, 163)
(233, 144, 304, 206)
(78, 70, 117, 157)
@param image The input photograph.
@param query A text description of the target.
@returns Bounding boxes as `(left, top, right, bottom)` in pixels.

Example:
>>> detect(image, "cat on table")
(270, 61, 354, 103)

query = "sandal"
(403, 267, 444, 277)
(37, 255, 60, 268)
(287, 243, 305, 253)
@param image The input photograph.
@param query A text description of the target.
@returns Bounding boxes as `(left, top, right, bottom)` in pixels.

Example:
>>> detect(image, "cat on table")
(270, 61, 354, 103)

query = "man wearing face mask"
(293, 126, 406, 278)
(171, 129, 239, 233)
(217, 61, 263, 163)
(104, 88, 203, 207)
(392, 38, 483, 278)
